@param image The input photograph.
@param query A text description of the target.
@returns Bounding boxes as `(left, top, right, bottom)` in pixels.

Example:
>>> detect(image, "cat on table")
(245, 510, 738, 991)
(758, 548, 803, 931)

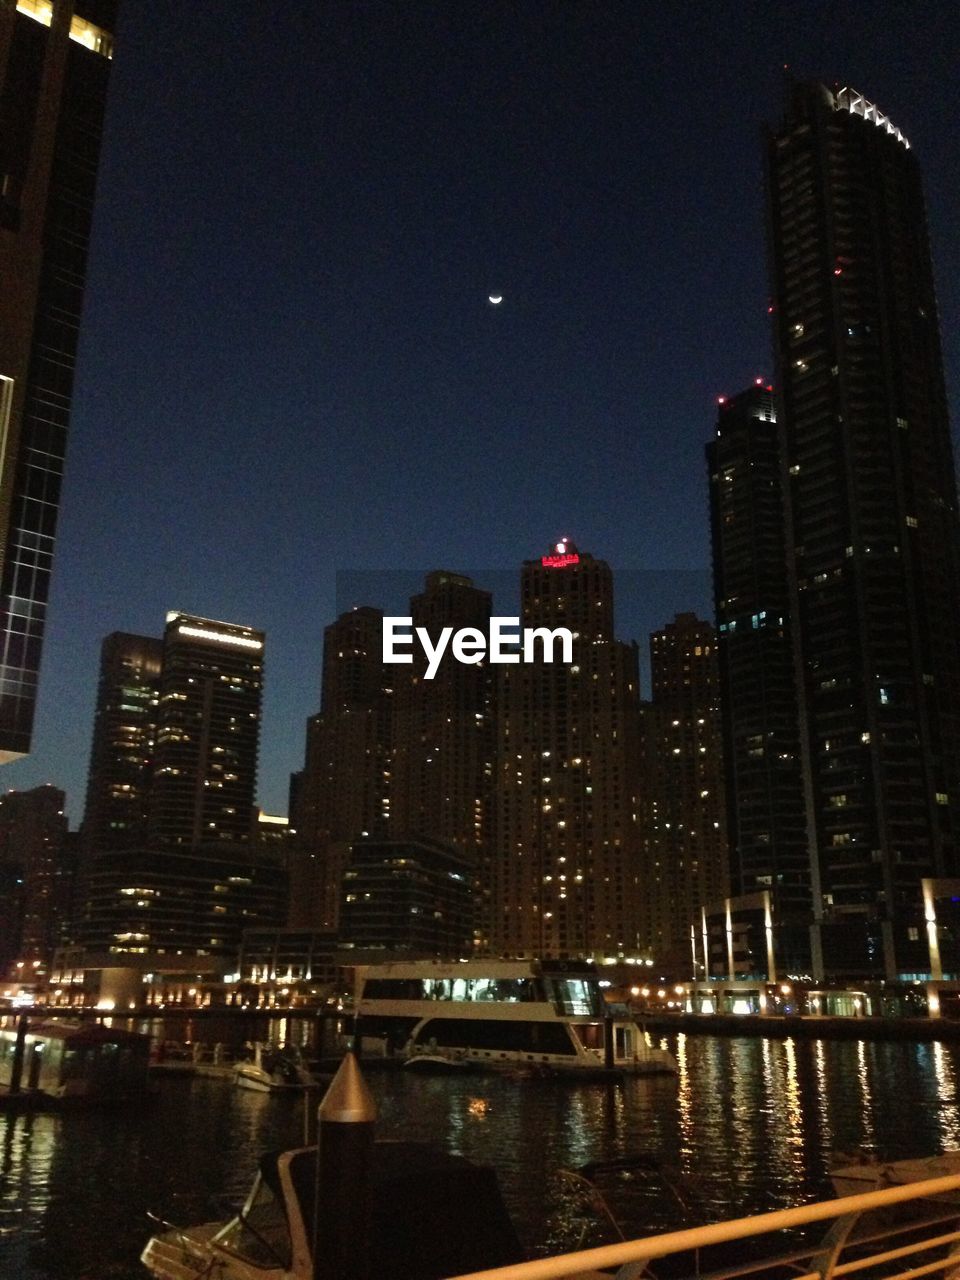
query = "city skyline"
(2, 2, 957, 821)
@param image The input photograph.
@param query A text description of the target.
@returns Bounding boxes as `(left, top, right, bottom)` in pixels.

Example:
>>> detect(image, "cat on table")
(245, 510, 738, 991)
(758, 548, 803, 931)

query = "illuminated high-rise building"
(149, 613, 265, 847)
(392, 571, 493, 943)
(290, 607, 393, 930)
(0, 0, 117, 759)
(0, 783, 69, 973)
(491, 541, 642, 958)
(768, 84, 960, 978)
(642, 614, 728, 967)
(81, 632, 162, 853)
(74, 613, 278, 959)
(707, 386, 810, 970)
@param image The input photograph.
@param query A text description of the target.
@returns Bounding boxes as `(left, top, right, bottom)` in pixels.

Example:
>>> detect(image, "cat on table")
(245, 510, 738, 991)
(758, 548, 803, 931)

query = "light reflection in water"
(675, 1033, 693, 1166)
(814, 1039, 831, 1152)
(932, 1041, 960, 1149)
(3, 1035, 960, 1278)
(856, 1039, 876, 1151)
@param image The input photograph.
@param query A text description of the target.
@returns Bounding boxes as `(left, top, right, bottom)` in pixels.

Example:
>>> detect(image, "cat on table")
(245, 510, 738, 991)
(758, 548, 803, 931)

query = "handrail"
(444, 1170, 960, 1280)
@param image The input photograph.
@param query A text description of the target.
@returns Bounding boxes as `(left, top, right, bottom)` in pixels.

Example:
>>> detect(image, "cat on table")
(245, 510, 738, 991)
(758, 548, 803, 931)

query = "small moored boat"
(141, 1140, 525, 1280)
(832, 1149, 960, 1199)
(233, 1044, 315, 1093)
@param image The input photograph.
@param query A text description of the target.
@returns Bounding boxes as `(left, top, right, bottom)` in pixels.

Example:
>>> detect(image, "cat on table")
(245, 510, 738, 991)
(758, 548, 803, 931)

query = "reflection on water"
(3, 1034, 960, 1278)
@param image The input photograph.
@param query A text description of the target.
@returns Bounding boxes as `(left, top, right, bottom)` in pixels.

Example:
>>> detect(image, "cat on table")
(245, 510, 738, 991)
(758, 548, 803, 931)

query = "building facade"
(491, 542, 642, 958)
(642, 614, 728, 970)
(391, 571, 493, 945)
(0, 783, 69, 974)
(290, 606, 394, 930)
(149, 612, 265, 848)
(0, 0, 117, 758)
(339, 837, 474, 958)
(78, 843, 286, 959)
(81, 632, 162, 853)
(768, 83, 960, 978)
(74, 612, 273, 960)
(707, 386, 810, 971)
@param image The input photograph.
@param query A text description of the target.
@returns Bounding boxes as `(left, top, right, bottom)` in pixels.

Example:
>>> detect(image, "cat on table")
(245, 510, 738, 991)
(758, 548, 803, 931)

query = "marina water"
(3, 1027, 960, 1278)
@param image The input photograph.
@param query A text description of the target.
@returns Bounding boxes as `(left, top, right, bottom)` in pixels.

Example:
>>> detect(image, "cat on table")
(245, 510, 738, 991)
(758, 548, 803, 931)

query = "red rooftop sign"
(541, 552, 580, 568)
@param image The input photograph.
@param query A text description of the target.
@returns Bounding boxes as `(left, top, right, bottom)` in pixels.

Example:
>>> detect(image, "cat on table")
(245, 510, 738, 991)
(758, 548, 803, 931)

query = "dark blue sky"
(6, 1, 958, 821)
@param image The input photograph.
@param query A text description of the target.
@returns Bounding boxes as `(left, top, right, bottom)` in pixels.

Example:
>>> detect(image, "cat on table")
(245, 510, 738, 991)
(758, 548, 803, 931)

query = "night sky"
(6, 1, 958, 821)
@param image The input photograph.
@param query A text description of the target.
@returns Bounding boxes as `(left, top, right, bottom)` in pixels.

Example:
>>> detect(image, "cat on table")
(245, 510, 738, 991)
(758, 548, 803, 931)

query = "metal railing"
(445, 1170, 960, 1280)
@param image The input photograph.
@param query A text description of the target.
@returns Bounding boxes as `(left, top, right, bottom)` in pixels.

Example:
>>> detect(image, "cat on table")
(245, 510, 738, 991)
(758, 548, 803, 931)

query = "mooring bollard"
(9, 1014, 29, 1094)
(312, 1050, 377, 1280)
(604, 1012, 615, 1071)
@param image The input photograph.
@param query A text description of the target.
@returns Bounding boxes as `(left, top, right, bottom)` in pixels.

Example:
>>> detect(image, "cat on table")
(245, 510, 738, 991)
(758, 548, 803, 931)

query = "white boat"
(233, 1044, 315, 1093)
(832, 1149, 960, 1199)
(142, 1139, 526, 1280)
(354, 959, 677, 1076)
(401, 1049, 474, 1074)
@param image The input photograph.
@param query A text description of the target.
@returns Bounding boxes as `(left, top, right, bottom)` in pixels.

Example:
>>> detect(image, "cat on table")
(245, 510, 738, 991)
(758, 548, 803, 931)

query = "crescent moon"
(488, 295, 503, 305)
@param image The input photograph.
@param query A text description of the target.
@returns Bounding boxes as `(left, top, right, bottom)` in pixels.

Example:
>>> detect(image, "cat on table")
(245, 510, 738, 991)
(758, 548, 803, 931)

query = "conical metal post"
(313, 1051, 377, 1280)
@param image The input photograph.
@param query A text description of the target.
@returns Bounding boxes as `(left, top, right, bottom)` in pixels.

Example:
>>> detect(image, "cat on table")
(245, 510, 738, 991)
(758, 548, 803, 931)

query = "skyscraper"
(290, 606, 393, 930)
(707, 386, 810, 969)
(0, 0, 117, 759)
(293, 575, 494, 942)
(642, 613, 728, 968)
(391, 570, 493, 940)
(768, 83, 960, 978)
(491, 542, 642, 958)
(149, 612, 265, 847)
(0, 783, 69, 974)
(82, 632, 162, 853)
(74, 612, 281, 960)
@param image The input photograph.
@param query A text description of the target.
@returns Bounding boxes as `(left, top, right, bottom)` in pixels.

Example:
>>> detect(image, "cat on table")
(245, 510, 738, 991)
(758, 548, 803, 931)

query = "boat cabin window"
(548, 978, 602, 1016)
(215, 1176, 291, 1270)
(363, 976, 541, 1003)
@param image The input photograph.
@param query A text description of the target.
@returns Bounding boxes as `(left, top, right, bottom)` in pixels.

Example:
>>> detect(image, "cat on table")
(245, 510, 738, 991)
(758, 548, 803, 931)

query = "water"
(3, 1032, 960, 1278)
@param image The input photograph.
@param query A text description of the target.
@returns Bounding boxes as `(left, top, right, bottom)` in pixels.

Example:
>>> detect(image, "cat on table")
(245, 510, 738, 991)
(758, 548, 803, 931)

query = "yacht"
(354, 958, 677, 1076)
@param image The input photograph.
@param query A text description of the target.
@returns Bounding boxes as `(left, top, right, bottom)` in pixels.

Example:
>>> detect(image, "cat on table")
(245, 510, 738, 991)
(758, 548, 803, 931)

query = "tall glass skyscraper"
(0, 0, 117, 759)
(767, 83, 960, 979)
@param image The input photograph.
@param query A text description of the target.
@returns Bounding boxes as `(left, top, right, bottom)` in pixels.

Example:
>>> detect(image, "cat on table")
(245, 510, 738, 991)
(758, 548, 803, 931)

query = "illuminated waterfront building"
(708, 386, 810, 970)
(73, 613, 275, 960)
(294, 575, 494, 944)
(767, 84, 960, 978)
(81, 632, 162, 853)
(290, 607, 393, 930)
(339, 837, 475, 958)
(392, 572, 492, 859)
(0, 0, 117, 759)
(0, 783, 69, 973)
(642, 614, 728, 968)
(391, 571, 493, 945)
(78, 843, 285, 959)
(149, 612, 265, 848)
(491, 542, 642, 958)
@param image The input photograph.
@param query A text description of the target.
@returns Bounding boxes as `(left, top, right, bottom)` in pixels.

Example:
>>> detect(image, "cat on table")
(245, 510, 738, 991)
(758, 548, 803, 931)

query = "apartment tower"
(643, 613, 728, 969)
(0, 0, 117, 758)
(491, 541, 642, 958)
(707, 386, 810, 970)
(768, 83, 960, 978)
